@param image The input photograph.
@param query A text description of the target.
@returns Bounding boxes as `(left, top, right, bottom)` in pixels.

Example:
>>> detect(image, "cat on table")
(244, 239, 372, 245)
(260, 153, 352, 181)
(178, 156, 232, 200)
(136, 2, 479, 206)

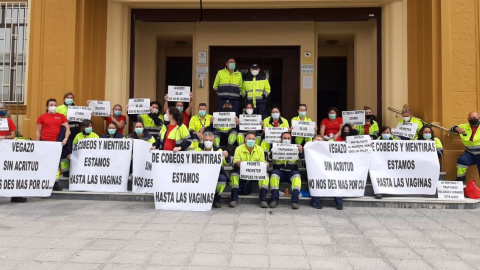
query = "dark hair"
(270, 106, 281, 113)
(379, 126, 392, 134)
(281, 132, 291, 139)
(107, 121, 118, 129)
(327, 107, 340, 116)
(340, 123, 356, 140)
(198, 103, 207, 108)
(168, 106, 184, 125)
(246, 131, 257, 138)
(175, 102, 184, 107)
(150, 101, 161, 108)
(63, 92, 74, 99)
(226, 58, 235, 63)
(45, 98, 57, 112)
(418, 125, 435, 140)
(80, 119, 92, 130)
(244, 101, 254, 109)
(134, 121, 144, 127)
(299, 104, 307, 110)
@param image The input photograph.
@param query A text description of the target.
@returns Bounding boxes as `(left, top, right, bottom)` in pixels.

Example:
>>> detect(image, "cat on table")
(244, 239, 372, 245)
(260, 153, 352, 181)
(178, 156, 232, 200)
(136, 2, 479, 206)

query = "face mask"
(228, 63, 236, 70)
(246, 139, 255, 148)
(108, 129, 116, 135)
(299, 112, 306, 117)
(65, 99, 73, 105)
(113, 110, 122, 116)
(84, 127, 93, 134)
(199, 110, 206, 117)
(344, 132, 350, 136)
(223, 107, 233, 112)
(329, 114, 336, 120)
(0, 110, 7, 117)
(283, 140, 291, 145)
(204, 141, 213, 149)
(177, 106, 184, 113)
(152, 108, 159, 114)
(164, 114, 170, 122)
(403, 116, 411, 122)
(135, 128, 143, 134)
(382, 134, 391, 140)
(272, 113, 280, 119)
(246, 109, 254, 115)
(423, 134, 432, 140)
(48, 106, 57, 113)
(366, 115, 373, 119)
(469, 119, 479, 126)
(251, 70, 259, 76)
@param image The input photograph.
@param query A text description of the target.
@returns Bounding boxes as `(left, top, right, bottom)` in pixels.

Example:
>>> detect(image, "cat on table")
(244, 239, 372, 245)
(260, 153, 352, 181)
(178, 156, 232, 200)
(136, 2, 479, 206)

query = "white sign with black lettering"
(291, 120, 316, 138)
(346, 135, 372, 154)
(437, 181, 465, 201)
(240, 161, 267, 181)
(305, 141, 370, 197)
(128, 98, 150, 115)
(272, 143, 299, 161)
(369, 141, 439, 195)
(0, 118, 8, 131)
(132, 140, 155, 193)
(69, 139, 132, 192)
(0, 141, 62, 197)
(88, 100, 111, 117)
(342, 110, 365, 126)
(168, 86, 191, 102)
(265, 127, 289, 143)
(392, 122, 419, 139)
(152, 151, 222, 211)
(213, 112, 236, 128)
(239, 114, 262, 131)
(67, 106, 92, 122)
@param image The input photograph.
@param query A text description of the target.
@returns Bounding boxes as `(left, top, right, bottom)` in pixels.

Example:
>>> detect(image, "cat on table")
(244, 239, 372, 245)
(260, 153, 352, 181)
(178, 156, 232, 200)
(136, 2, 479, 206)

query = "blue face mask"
(113, 110, 122, 116)
(246, 140, 255, 148)
(283, 140, 291, 145)
(135, 128, 143, 134)
(272, 113, 280, 119)
(299, 112, 306, 117)
(65, 99, 73, 105)
(199, 110, 206, 117)
(329, 114, 336, 120)
(382, 134, 391, 140)
(229, 63, 236, 70)
(177, 106, 184, 113)
(0, 110, 7, 117)
(84, 127, 93, 134)
(423, 134, 432, 140)
(108, 129, 116, 135)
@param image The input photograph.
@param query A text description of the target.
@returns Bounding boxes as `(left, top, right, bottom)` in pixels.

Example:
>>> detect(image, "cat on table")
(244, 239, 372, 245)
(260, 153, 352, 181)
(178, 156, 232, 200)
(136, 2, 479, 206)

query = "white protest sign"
(291, 120, 316, 138)
(152, 151, 222, 211)
(67, 106, 92, 122)
(88, 100, 111, 117)
(128, 98, 150, 115)
(69, 139, 132, 192)
(0, 141, 62, 197)
(0, 118, 8, 131)
(132, 139, 155, 193)
(272, 143, 299, 161)
(369, 141, 439, 195)
(346, 135, 372, 154)
(168, 86, 191, 102)
(240, 161, 267, 181)
(437, 181, 465, 201)
(342, 110, 365, 126)
(239, 114, 262, 131)
(304, 141, 370, 197)
(213, 112, 236, 128)
(392, 122, 419, 139)
(265, 127, 289, 143)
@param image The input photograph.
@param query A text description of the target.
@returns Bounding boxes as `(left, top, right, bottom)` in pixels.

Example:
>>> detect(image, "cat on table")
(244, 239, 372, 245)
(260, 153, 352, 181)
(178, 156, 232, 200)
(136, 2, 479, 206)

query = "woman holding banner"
(354, 106, 379, 139)
(101, 122, 124, 139)
(130, 121, 156, 146)
(291, 104, 316, 145)
(260, 106, 290, 156)
(396, 104, 423, 140)
(156, 107, 191, 152)
(418, 125, 443, 159)
(335, 123, 357, 141)
(104, 104, 127, 135)
(320, 107, 343, 141)
(164, 92, 193, 127)
(236, 101, 263, 147)
(127, 101, 164, 139)
(73, 120, 99, 145)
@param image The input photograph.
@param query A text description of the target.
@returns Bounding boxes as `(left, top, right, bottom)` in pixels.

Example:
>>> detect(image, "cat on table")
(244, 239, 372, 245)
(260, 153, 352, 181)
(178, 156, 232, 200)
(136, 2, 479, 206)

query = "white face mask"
(204, 141, 213, 149)
(48, 106, 57, 113)
(246, 109, 254, 115)
(164, 114, 170, 122)
(251, 70, 259, 76)
(403, 116, 411, 122)
(152, 108, 159, 114)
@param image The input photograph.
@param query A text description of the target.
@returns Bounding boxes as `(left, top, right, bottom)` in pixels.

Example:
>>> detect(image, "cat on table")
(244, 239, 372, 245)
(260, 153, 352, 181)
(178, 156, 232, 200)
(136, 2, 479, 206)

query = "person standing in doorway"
(241, 64, 271, 119)
(213, 58, 243, 115)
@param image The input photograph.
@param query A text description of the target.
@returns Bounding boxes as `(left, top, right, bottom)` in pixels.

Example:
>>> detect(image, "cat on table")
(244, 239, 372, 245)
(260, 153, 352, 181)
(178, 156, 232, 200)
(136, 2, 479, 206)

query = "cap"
(224, 100, 231, 105)
(251, 64, 259, 70)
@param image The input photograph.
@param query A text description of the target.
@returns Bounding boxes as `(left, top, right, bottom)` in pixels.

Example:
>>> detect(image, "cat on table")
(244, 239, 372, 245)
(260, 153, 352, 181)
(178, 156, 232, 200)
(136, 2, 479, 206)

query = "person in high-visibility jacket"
(192, 132, 233, 208)
(377, 126, 400, 140)
(418, 125, 443, 159)
(211, 100, 239, 155)
(355, 106, 379, 139)
(189, 103, 219, 149)
(229, 131, 270, 208)
(73, 119, 99, 145)
(268, 132, 304, 209)
(396, 104, 423, 140)
(451, 112, 480, 182)
(129, 121, 156, 146)
(155, 107, 191, 152)
(127, 101, 164, 139)
(213, 58, 243, 114)
(260, 106, 290, 156)
(56, 92, 80, 177)
(241, 64, 271, 119)
(291, 104, 317, 145)
(236, 101, 263, 147)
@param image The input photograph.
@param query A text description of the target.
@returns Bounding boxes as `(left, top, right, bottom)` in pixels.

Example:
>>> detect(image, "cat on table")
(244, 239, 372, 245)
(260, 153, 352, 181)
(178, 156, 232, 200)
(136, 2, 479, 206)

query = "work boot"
(53, 182, 63, 191)
(311, 199, 322, 209)
(213, 193, 222, 208)
(375, 194, 383, 199)
(11, 197, 27, 203)
(269, 200, 278, 208)
(336, 204, 344, 210)
(291, 202, 299, 209)
(260, 201, 268, 208)
(229, 200, 238, 208)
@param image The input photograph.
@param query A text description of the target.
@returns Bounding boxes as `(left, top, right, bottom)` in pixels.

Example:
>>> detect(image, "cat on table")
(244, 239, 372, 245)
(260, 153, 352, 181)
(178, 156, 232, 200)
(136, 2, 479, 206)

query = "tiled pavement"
(1, 198, 480, 269)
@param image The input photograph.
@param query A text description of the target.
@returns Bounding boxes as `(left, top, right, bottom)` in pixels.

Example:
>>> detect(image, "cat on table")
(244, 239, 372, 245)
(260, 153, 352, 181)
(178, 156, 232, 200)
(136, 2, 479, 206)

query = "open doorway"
(317, 57, 347, 121)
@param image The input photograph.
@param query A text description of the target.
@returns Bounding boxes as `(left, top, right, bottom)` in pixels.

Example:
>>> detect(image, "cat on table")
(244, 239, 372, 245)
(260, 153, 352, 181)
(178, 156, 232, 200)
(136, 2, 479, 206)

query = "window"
(0, 2, 27, 103)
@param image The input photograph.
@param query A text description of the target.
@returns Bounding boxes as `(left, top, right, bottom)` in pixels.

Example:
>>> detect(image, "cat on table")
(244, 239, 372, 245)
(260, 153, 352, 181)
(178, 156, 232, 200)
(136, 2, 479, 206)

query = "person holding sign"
(73, 120, 99, 145)
(189, 103, 218, 149)
(164, 92, 193, 127)
(100, 122, 124, 139)
(396, 104, 423, 140)
(320, 107, 343, 141)
(450, 112, 480, 182)
(261, 106, 290, 155)
(213, 58, 243, 114)
(0, 103, 15, 140)
(127, 101, 164, 139)
(354, 106, 379, 139)
(230, 131, 270, 208)
(129, 121, 156, 146)
(335, 123, 358, 141)
(192, 132, 233, 208)
(268, 132, 304, 209)
(418, 125, 443, 159)
(237, 101, 263, 147)
(156, 107, 191, 152)
(56, 92, 81, 139)
(212, 101, 239, 154)
(241, 64, 271, 119)
(103, 104, 126, 135)
(291, 104, 316, 145)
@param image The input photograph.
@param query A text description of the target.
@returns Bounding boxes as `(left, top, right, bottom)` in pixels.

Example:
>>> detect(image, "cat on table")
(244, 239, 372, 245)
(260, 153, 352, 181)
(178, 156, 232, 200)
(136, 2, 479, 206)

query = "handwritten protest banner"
(239, 115, 262, 131)
(213, 112, 236, 128)
(168, 86, 190, 102)
(240, 161, 267, 181)
(127, 98, 150, 114)
(291, 120, 315, 138)
(342, 110, 365, 126)
(67, 106, 92, 122)
(88, 100, 111, 117)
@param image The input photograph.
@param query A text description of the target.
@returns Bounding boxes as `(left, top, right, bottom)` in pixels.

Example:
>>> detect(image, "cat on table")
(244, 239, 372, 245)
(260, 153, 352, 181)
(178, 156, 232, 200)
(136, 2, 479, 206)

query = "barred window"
(0, 2, 27, 103)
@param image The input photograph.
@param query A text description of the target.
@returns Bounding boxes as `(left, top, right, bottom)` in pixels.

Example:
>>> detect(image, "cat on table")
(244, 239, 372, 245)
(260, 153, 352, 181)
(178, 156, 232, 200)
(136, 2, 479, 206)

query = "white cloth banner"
(168, 86, 191, 102)
(304, 141, 370, 197)
(69, 138, 132, 192)
(152, 151, 222, 211)
(67, 106, 92, 122)
(369, 141, 439, 195)
(437, 181, 465, 201)
(342, 110, 365, 126)
(240, 161, 267, 181)
(346, 135, 372, 154)
(239, 114, 262, 131)
(0, 118, 8, 131)
(88, 100, 111, 117)
(213, 112, 236, 128)
(265, 127, 289, 143)
(128, 98, 150, 115)
(272, 143, 299, 161)
(291, 120, 315, 138)
(0, 140, 62, 197)
(392, 122, 419, 139)
(132, 140, 156, 193)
